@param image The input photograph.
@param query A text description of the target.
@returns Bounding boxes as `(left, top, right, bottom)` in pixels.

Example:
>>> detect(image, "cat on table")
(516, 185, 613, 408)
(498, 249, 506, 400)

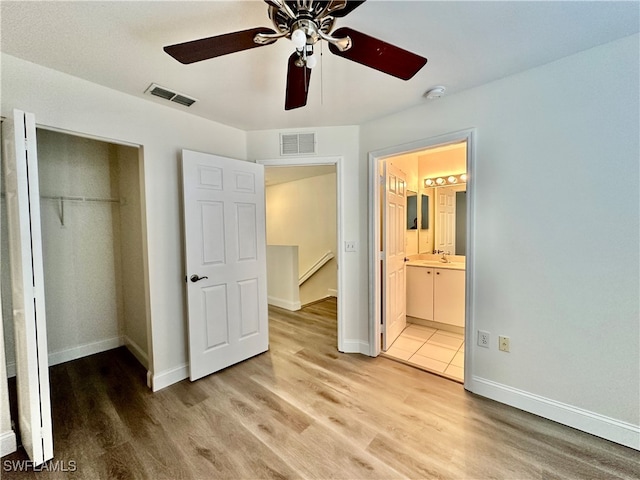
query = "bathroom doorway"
(369, 130, 475, 386)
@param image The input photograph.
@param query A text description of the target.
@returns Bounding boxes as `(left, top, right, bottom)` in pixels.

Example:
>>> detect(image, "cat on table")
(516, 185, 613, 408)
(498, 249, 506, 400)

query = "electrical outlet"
(345, 241, 356, 252)
(499, 336, 510, 352)
(477, 330, 490, 348)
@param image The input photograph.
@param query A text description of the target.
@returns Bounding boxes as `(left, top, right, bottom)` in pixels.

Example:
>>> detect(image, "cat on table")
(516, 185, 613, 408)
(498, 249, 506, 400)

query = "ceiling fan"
(164, 0, 427, 110)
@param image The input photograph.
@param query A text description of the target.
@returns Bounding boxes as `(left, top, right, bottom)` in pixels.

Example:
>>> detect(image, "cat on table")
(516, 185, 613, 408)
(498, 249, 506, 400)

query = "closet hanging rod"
(40, 195, 120, 204)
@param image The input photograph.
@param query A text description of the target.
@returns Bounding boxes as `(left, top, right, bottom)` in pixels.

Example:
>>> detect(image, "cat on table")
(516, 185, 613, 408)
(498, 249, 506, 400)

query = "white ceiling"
(1, 1, 638, 131)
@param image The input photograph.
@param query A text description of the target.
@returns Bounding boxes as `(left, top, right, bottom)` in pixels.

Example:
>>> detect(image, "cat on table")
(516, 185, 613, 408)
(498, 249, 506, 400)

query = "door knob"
(190, 274, 209, 283)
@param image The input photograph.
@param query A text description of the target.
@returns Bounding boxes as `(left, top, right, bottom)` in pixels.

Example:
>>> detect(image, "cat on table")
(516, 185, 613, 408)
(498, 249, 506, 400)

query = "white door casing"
(382, 163, 407, 350)
(2, 109, 53, 465)
(182, 150, 268, 381)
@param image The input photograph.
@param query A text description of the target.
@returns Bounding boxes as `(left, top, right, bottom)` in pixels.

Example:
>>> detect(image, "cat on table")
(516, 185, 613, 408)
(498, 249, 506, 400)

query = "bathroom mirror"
(406, 191, 418, 229)
(418, 185, 466, 256)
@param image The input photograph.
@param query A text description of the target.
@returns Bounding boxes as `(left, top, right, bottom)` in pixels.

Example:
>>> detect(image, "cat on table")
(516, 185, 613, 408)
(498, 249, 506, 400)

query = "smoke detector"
(423, 86, 446, 100)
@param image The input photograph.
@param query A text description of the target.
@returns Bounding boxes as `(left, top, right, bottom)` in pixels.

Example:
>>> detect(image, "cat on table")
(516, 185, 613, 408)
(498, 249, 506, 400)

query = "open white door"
(182, 150, 268, 381)
(2, 109, 53, 465)
(382, 163, 407, 350)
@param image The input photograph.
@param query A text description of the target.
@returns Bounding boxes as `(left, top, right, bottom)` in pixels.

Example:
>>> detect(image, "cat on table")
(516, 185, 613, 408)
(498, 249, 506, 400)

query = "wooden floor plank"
(3, 298, 639, 479)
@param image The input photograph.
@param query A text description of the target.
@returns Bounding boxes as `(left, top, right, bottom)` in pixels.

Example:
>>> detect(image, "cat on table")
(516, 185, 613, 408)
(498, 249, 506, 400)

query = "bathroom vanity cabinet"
(406, 265, 465, 327)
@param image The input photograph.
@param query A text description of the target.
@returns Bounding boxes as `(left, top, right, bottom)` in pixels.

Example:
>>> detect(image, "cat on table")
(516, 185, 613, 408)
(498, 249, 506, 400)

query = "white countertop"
(406, 260, 466, 271)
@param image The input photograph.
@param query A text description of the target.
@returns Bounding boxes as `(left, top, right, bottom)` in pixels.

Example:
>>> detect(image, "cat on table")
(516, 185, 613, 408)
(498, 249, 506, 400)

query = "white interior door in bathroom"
(182, 150, 268, 381)
(2, 109, 53, 465)
(382, 163, 407, 350)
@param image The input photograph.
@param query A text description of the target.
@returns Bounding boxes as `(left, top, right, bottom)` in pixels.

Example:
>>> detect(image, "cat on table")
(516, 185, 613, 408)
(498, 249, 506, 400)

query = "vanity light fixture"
(424, 173, 468, 188)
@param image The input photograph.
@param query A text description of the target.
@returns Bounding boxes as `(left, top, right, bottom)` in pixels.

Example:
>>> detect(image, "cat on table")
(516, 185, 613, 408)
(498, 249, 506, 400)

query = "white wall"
(117, 145, 149, 367)
(361, 35, 639, 447)
(1, 53, 247, 390)
(266, 172, 337, 305)
(247, 126, 367, 351)
(266, 245, 300, 311)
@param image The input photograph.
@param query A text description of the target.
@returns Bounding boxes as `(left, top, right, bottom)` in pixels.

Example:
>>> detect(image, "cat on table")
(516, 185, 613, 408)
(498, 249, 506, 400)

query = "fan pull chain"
(320, 41, 324, 106)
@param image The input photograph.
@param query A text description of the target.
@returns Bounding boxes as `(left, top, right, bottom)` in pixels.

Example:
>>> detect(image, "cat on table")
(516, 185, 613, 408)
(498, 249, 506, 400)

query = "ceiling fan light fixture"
(424, 86, 446, 100)
(291, 28, 306, 49)
(306, 53, 318, 69)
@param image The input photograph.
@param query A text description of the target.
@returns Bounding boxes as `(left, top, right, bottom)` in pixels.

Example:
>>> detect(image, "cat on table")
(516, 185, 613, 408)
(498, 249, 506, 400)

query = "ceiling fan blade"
(328, 27, 427, 80)
(285, 53, 312, 110)
(164, 27, 277, 64)
(329, 1, 367, 17)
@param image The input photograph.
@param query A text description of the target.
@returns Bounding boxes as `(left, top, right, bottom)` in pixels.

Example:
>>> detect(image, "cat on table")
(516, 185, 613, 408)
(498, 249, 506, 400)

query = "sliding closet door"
(2, 109, 53, 465)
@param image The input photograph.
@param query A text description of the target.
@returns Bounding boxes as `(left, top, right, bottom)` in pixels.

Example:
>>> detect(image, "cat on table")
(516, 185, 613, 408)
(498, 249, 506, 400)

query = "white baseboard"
(0, 430, 17, 457)
(123, 335, 148, 369)
(151, 363, 188, 392)
(339, 340, 370, 355)
(469, 376, 640, 451)
(328, 288, 338, 297)
(6, 336, 124, 378)
(48, 336, 124, 367)
(268, 296, 301, 311)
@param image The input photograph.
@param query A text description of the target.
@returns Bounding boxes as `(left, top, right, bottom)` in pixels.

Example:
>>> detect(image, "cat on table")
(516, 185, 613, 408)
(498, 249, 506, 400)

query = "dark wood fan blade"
(164, 27, 277, 64)
(285, 53, 312, 110)
(328, 27, 427, 80)
(329, 0, 367, 17)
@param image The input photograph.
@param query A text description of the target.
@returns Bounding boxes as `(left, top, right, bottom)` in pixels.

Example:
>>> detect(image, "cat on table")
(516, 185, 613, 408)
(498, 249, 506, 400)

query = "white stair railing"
(299, 251, 334, 286)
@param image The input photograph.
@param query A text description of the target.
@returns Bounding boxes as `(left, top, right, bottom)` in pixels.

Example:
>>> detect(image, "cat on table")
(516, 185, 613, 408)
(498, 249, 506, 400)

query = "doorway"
(1, 127, 152, 378)
(257, 156, 345, 351)
(369, 130, 475, 386)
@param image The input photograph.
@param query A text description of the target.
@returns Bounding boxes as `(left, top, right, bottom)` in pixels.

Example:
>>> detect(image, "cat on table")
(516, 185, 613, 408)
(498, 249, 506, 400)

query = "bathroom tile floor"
(383, 323, 464, 383)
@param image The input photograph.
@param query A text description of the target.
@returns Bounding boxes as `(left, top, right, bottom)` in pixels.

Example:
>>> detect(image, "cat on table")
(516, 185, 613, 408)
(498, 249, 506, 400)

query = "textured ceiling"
(1, 1, 638, 131)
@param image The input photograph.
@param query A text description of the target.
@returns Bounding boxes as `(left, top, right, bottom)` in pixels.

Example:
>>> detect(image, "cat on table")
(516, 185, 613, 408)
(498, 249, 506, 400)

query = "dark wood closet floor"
(3, 298, 638, 479)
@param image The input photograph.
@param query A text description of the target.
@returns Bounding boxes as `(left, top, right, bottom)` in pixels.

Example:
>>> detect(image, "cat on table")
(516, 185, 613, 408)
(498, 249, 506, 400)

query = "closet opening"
(1, 127, 151, 382)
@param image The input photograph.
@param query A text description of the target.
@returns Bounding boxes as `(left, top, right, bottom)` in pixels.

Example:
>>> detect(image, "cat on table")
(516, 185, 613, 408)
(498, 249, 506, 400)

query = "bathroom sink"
(407, 260, 465, 269)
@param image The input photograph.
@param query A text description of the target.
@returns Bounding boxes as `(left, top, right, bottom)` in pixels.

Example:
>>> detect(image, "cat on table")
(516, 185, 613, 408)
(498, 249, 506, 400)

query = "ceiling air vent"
(280, 133, 316, 156)
(144, 83, 197, 107)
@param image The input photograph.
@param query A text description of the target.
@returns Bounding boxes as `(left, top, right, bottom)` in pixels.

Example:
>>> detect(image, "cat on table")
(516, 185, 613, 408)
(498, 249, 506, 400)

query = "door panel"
(382, 163, 407, 350)
(2, 109, 53, 465)
(182, 150, 268, 381)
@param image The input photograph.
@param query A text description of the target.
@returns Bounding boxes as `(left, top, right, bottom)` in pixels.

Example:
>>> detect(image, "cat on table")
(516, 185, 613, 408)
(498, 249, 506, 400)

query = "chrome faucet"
(440, 251, 451, 263)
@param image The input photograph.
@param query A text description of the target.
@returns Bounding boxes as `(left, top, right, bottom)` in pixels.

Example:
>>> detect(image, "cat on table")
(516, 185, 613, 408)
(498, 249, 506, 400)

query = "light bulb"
(460, 173, 467, 182)
(424, 178, 434, 187)
(436, 177, 445, 185)
(291, 29, 306, 49)
(306, 53, 317, 69)
(448, 176, 457, 184)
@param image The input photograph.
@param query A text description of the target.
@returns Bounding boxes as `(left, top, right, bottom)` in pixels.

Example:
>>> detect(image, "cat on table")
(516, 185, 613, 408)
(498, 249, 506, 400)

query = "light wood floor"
(3, 298, 639, 479)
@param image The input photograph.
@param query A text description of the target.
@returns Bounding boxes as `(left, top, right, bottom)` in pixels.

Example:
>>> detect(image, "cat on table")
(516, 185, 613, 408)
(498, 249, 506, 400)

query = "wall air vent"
(280, 133, 316, 156)
(144, 83, 197, 107)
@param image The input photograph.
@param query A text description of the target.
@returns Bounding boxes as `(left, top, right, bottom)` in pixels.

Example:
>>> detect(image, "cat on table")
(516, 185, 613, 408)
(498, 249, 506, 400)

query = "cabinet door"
(406, 266, 434, 320)
(434, 269, 465, 327)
